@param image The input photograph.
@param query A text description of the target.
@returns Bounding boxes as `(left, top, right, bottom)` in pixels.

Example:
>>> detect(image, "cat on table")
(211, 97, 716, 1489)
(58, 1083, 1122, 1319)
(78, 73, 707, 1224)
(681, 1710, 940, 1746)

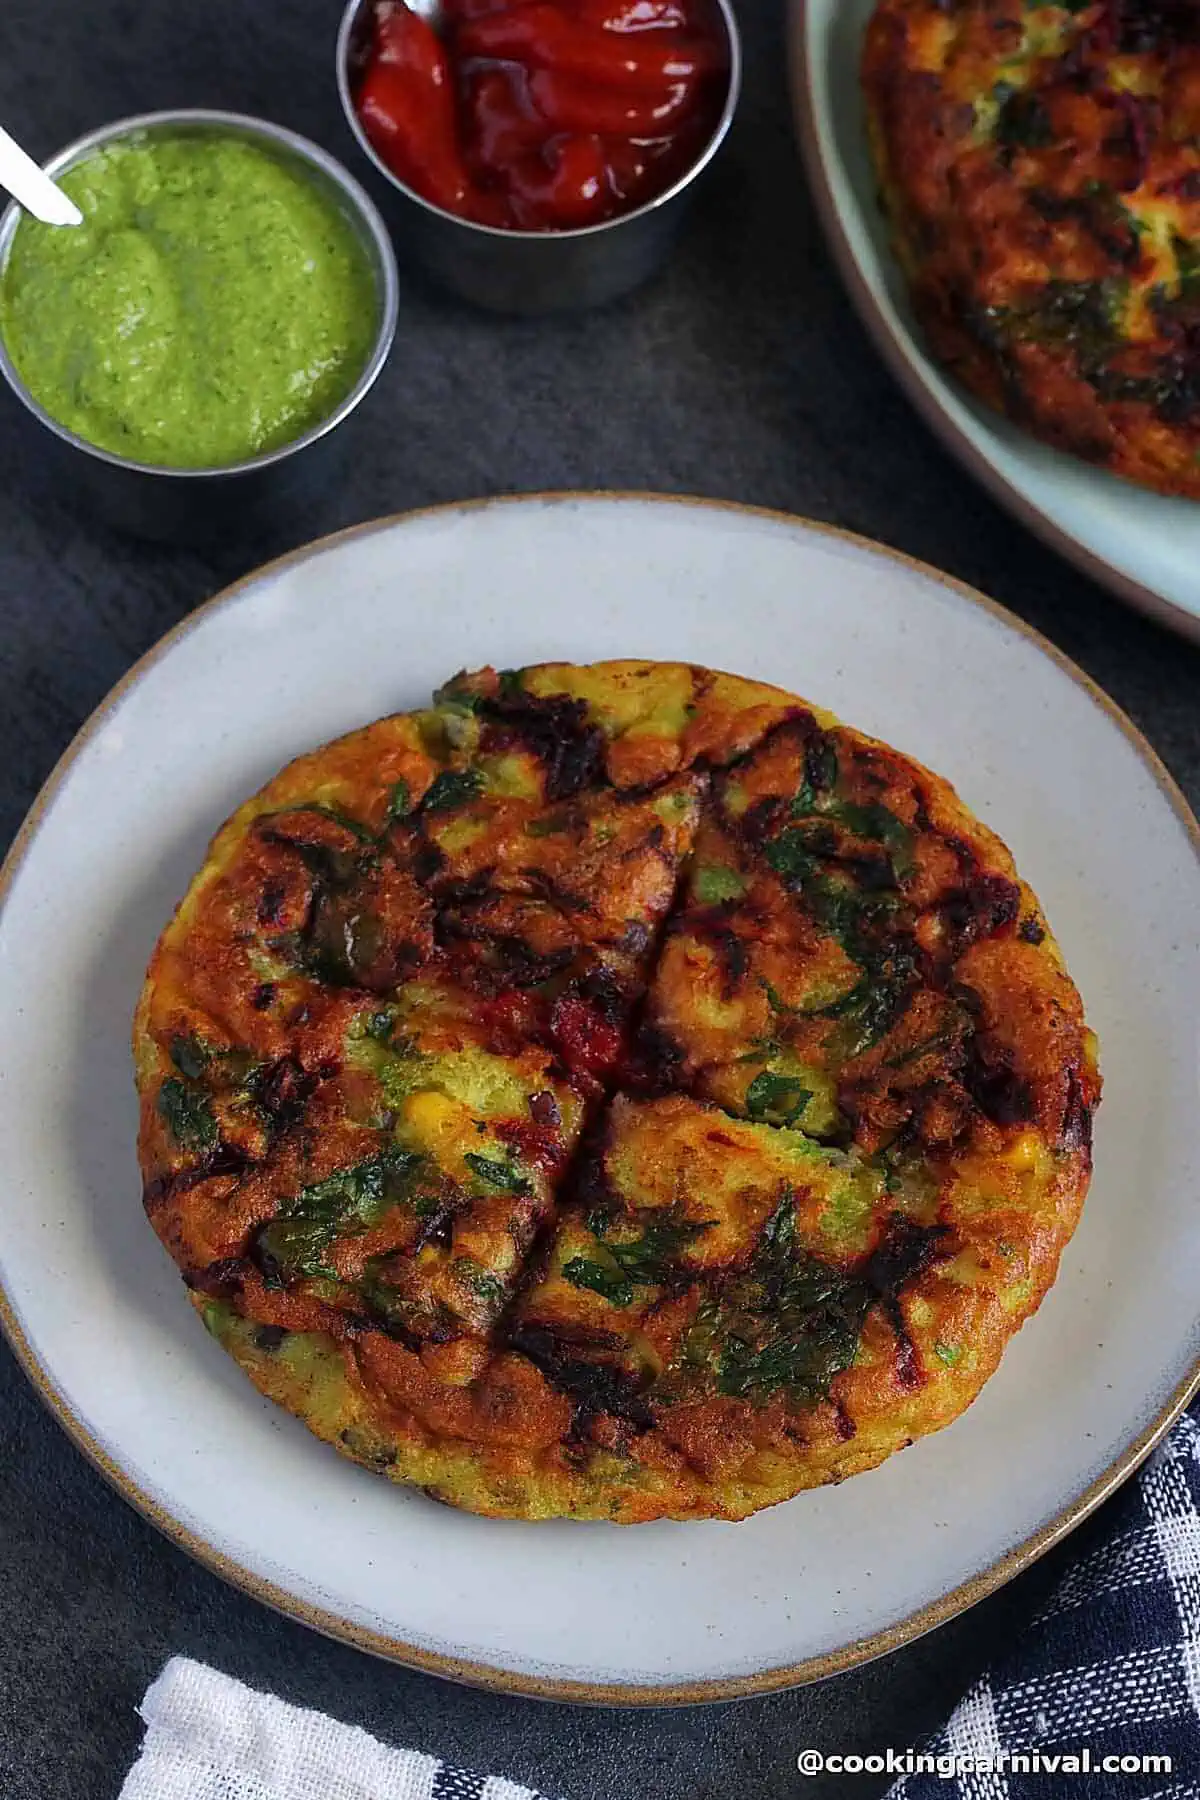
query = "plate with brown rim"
(1, 493, 1198, 1701)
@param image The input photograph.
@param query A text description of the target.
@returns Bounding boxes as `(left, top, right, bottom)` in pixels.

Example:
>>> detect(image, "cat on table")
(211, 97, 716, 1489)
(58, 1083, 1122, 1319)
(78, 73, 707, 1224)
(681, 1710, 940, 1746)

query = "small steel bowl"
(336, 0, 742, 314)
(0, 110, 399, 547)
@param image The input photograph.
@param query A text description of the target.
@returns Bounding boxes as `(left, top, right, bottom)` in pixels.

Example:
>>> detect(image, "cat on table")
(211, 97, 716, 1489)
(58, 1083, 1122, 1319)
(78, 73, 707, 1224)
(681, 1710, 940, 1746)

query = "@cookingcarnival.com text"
(796, 1748, 1173, 1779)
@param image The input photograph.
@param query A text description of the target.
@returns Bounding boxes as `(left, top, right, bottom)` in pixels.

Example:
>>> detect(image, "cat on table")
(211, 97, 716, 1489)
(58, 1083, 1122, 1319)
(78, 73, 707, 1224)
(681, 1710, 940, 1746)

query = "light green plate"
(790, 0, 1200, 641)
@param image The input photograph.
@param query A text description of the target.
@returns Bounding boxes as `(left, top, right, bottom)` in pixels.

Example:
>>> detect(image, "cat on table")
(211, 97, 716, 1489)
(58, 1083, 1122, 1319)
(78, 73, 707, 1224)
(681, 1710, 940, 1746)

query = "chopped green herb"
(433, 680, 482, 713)
(562, 1207, 710, 1305)
(995, 87, 1053, 148)
(157, 1077, 218, 1152)
(169, 1035, 211, 1081)
(807, 739, 839, 795)
(257, 1149, 422, 1279)
(525, 811, 572, 838)
(297, 802, 374, 842)
(933, 1340, 962, 1367)
(761, 979, 797, 1017)
(561, 1258, 636, 1308)
(169, 1035, 261, 1090)
(826, 800, 915, 875)
(701, 1195, 872, 1405)
(463, 1152, 531, 1196)
(421, 769, 483, 813)
(385, 778, 412, 822)
(764, 828, 819, 887)
(815, 940, 920, 1060)
(454, 1259, 507, 1307)
(745, 1070, 812, 1127)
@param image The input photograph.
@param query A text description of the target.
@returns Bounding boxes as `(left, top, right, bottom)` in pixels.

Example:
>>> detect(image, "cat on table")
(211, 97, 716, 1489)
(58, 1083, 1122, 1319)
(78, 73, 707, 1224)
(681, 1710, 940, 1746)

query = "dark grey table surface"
(2, 2, 1198, 1797)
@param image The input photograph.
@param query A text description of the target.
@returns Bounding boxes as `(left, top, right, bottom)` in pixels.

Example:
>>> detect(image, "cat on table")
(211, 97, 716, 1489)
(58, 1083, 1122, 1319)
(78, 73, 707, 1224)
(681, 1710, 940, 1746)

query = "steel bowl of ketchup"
(336, 0, 740, 313)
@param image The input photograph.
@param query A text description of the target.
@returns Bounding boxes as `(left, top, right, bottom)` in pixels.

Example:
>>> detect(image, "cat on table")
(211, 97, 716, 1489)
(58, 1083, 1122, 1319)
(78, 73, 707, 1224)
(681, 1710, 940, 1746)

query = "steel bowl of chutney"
(0, 110, 399, 546)
(336, 0, 742, 314)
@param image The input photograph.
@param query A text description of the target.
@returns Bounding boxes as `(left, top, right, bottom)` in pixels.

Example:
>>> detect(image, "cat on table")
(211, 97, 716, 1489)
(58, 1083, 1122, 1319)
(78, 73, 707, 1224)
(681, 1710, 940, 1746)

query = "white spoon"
(0, 125, 82, 226)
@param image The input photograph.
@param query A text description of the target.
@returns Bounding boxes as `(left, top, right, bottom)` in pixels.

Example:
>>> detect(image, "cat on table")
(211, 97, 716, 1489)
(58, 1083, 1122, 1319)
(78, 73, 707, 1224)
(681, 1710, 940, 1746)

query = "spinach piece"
(257, 1149, 422, 1279)
(806, 737, 839, 797)
(761, 979, 798, 1017)
(818, 942, 920, 1060)
(454, 1259, 507, 1307)
(764, 828, 819, 888)
(157, 1077, 218, 1152)
(525, 811, 572, 838)
(464, 1152, 531, 1196)
(421, 769, 483, 813)
(826, 800, 915, 875)
(294, 802, 374, 842)
(996, 88, 1053, 148)
(169, 1035, 210, 1082)
(561, 1259, 637, 1308)
(563, 1208, 711, 1305)
(168, 1035, 261, 1088)
(710, 1195, 871, 1405)
(1173, 235, 1200, 303)
(433, 681, 482, 713)
(385, 778, 412, 823)
(745, 1071, 812, 1127)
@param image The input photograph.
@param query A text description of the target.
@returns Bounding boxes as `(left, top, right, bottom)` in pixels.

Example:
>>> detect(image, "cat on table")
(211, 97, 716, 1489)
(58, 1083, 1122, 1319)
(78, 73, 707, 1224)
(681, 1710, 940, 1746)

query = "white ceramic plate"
(2, 494, 1199, 1703)
(791, 1, 1200, 643)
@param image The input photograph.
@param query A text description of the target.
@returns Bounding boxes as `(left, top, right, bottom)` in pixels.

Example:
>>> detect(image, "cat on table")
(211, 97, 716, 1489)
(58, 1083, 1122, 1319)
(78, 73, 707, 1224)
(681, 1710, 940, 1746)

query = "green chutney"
(0, 130, 379, 468)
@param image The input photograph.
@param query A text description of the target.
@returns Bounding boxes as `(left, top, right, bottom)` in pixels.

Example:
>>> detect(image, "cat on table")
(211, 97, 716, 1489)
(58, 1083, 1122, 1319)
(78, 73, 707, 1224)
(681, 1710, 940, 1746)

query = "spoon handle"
(0, 126, 83, 227)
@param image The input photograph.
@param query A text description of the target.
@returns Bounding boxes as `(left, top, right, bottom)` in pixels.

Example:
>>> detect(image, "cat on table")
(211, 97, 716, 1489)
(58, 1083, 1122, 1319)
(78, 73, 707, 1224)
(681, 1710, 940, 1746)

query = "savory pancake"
(134, 661, 1099, 1522)
(863, 0, 1200, 499)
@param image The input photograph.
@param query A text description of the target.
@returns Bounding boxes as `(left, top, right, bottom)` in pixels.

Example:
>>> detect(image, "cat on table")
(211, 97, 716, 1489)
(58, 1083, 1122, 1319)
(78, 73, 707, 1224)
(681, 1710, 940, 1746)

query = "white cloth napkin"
(120, 1657, 552, 1800)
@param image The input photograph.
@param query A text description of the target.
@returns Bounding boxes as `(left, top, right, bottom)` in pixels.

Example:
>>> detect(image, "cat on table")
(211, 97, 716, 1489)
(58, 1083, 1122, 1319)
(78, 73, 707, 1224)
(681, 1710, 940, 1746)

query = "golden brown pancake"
(134, 661, 1099, 1521)
(864, 0, 1200, 499)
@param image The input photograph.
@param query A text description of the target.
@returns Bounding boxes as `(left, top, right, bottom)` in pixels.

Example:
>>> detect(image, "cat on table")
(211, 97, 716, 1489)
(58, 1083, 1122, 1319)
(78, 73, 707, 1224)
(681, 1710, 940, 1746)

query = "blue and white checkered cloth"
(889, 1407, 1200, 1800)
(122, 1409, 1200, 1799)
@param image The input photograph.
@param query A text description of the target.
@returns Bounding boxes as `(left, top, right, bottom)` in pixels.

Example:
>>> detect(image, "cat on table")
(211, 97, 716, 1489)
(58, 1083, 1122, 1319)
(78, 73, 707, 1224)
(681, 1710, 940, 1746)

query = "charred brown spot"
(516, 868, 593, 916)
(833, 1399, 857, 1442)
(482, 692, 605, 801)
(529, 1090, 562, 1128)
(866, 1214, 952, 1301)
(623, 1022, 688, 1093)
(142, 1143, 250, 1214)
(184, 1257, 248, 1297)
(866, 1215, 953, 1391)
(411, 839, 447, 884)
(253, 1057, 319, 1132)
(941, 872, 1020, 955)
(257, 882, 289, 927)
(509, 1325, 655, 1433)
(251, 982, 277, 1011)
(963, 1045, 1035, 1127)
(1059, 1068, 1094, 1154)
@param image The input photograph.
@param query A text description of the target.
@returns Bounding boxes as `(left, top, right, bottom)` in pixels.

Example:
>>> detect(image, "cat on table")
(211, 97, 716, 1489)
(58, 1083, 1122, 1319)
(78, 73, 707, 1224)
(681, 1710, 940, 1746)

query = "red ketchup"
(355, 0, 729, 231)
